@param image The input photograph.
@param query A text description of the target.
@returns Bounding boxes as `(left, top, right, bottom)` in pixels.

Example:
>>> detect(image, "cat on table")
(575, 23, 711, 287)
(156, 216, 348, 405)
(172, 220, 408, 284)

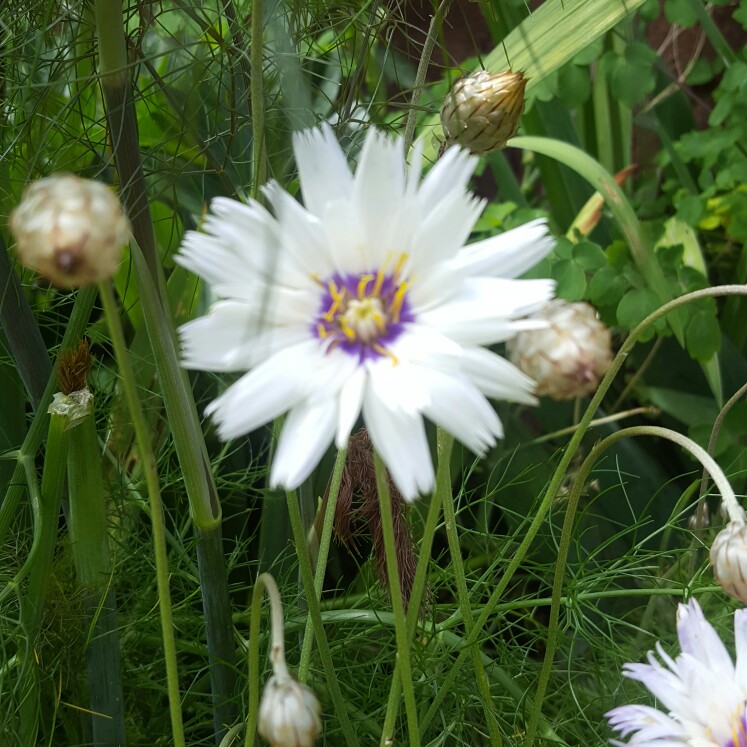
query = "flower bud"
(9, 174, 130, 289)
(258, 672, 322, 747)
(440, 70, 526, 155)
(507, 300, 613, 401)
(710, 520, 747, 603)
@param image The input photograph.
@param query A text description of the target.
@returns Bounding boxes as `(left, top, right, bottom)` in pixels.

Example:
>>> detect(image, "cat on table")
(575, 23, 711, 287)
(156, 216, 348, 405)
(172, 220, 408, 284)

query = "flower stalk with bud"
(440, 70, 526, 155)
(247, 573, 322, 747)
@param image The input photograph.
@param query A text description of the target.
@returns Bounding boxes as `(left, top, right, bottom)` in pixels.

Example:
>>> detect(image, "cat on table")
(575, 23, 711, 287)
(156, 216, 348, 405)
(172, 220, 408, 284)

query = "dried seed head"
(440, 70, 526, 155)
(507, 300, 613, 401)
(258, 672, 322, 747)
(711, 520, 747, 604)
(9, 174, 130, 289)
(57, 339, 92, 395)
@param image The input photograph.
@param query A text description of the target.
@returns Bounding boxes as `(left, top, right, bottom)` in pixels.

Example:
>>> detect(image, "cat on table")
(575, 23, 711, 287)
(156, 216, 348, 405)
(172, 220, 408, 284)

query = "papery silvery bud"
(710, 520, 747, 603)
(9, 174, 130, 289)
(507, 300, 613, 401)
(258, 672, 321, 747)
(440, 70, 526, 155)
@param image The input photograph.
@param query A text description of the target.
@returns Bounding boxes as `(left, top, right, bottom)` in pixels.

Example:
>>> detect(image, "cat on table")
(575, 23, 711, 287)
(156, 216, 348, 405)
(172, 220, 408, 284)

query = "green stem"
(440, 468, 502, 745)
(285, 489, 360, 747)
(380, 430, 452, 743)
(420, 284, 747, 733)
(0, 286, 96, 547)
(251, 0, 267, 198)
(373, 453, 420, 747)
(299, 447, 348, 681)
(66, 391, 127, 745)
(524, 424, 740, 746)
(98, 280, 186, 747)
(402, 0, 451, 156)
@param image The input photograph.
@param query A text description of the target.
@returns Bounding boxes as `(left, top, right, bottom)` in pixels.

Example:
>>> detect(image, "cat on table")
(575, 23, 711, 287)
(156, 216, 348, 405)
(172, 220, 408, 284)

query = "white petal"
(363, 366, 434, 501)
(420, 278, 555, 345)
(263, 182, 335, 279)
(461, 346, 538, 405)
(336, 367, 366, 448)
(293, 124, 354, 220)
(677, 599, 734, 677)
(417, 368, 503, 454)
(418, 145, 477, 209)
(392, 323, 462, 372)
(270, 398, 338, 489)
(352, 129, 407, 261)
(410, 189, 485, 269)
(179, 303, 309, 372)
(205, 340, 338, 439)
(453, 219, 555, 278)
(735, 607, 747, 690)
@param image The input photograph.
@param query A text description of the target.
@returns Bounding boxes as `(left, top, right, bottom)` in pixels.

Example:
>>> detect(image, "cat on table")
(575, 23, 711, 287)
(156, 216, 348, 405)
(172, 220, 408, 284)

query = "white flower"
(176, 124, 555, 501)
(258, 672, 322, 747)
(711, 519, 747, 604)
(606, 598, 747, 746)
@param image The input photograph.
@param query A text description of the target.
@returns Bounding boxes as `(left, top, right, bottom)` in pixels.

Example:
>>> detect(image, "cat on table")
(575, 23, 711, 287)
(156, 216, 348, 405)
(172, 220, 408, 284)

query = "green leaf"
(664, 0, 698, 26)
(553, 259, 587, 300)
(556, 64, 591, 108)
(685, 308, 722, 362)
(572, 241, 607, 270)
(588, 264, 627, 306)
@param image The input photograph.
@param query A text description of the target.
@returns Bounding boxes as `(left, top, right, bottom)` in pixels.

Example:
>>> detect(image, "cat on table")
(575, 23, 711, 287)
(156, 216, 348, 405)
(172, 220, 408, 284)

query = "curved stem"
(420, 284, 747, 734)
(246, 573, 288, 747)
(525, 424, 741, 746)
(698, 380, 747, 500)
(98, 281, 185, 747)
(373, 453, 420, 747)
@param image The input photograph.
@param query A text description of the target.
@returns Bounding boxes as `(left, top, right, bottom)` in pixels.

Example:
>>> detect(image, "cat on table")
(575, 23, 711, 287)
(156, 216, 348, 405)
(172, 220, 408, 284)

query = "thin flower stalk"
(440, 474, 502, 745)
(373, 453, 420, 747)
(420, 284, 747, 735)
(98, 280, 186, 747)
(284, 489, 360, 747)
(299, 446, 348, 681)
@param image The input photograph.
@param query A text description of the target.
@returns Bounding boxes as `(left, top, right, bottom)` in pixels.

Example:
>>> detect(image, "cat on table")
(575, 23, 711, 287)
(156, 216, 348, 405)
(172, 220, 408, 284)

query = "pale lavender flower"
(176, 124, 555, 501)
(606, 598, 747, 746)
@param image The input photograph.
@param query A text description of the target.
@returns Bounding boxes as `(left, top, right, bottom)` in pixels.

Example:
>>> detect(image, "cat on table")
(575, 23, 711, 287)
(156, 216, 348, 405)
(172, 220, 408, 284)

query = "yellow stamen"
(373, 312, 386, 333)
(372, 266, 386, 297)
(317, 324, 329, 339)
(323, 279, 346, 321)
(357, 274, 374, 299)
(372, 343, 399, 366)
(339, 317, 357, 341)
(389, 281, 410, 322)
(394, 252, 409, 279)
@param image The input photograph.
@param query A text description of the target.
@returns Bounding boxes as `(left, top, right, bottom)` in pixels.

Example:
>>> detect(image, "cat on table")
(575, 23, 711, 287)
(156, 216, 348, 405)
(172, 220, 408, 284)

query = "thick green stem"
(98, 280, 186, 747)
(285, 489, 360, 747)
(66, 392, 127, 745)
(250, 0, 267, 198)
(299, 447, 348, 680)
(0, 287, 96, 547)
(373, 453, 420, 747)
(525, 425, 740, 746)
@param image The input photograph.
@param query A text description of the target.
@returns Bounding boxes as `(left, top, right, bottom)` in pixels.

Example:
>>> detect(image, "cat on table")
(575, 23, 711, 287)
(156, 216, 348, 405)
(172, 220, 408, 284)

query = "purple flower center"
(312, 256, 414, 362)
(725, 712, 747, 747)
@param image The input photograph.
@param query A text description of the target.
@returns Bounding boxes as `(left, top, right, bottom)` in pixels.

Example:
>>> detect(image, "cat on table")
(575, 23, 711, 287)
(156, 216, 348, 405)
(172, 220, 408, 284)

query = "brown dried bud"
(507, 300, 613, 401)
(9, 174, 130, 288)
(711, 520, 747, 603)
(258, 672, 322, 747)
(440, 70, 526, 155)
